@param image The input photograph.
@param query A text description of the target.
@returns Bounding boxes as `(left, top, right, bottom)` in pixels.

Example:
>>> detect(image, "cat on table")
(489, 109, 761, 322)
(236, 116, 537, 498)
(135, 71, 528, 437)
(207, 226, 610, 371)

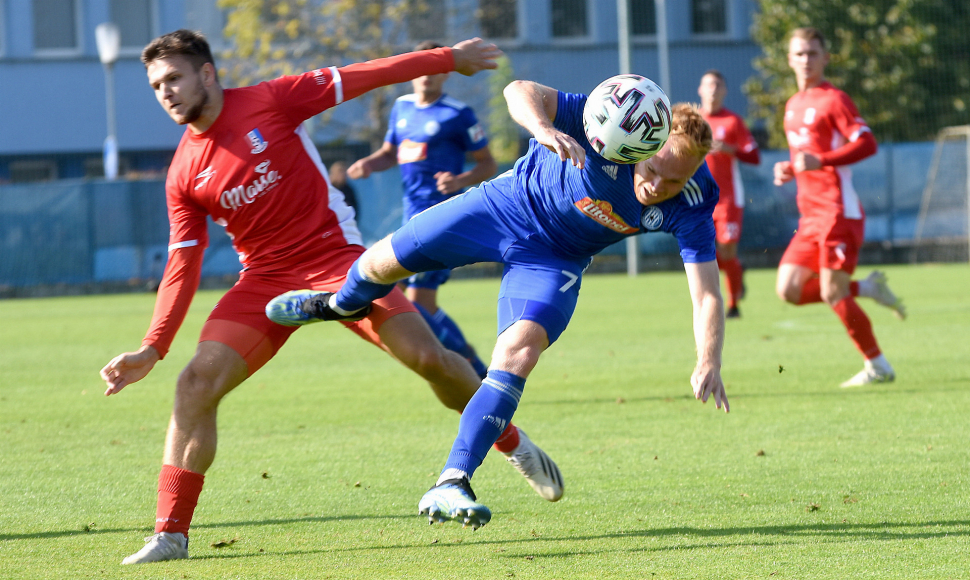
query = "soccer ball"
(583, 74, 671, 164)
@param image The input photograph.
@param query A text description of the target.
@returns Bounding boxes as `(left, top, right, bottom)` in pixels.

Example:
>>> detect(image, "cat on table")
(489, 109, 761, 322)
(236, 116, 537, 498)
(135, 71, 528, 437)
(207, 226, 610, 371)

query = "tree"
(486, 56, 520, 165)
(217, 0, 446, 149)
(745, 0, 970, 148)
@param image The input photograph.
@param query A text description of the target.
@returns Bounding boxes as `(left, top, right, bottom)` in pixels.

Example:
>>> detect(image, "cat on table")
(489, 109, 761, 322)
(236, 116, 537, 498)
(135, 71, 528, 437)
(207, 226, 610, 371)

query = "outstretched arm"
(503, 80, 586, 169)
(435, 146, 498, 194)
(684, 260, 729, 413)
(348, 141, 397, 180)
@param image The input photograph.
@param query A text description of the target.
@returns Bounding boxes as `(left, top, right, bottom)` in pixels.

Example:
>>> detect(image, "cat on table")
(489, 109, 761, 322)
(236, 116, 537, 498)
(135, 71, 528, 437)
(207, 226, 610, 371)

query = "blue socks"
(443, 370, 526, 477)
(334, 258, 395, 313)
(412, 302, 489, 379)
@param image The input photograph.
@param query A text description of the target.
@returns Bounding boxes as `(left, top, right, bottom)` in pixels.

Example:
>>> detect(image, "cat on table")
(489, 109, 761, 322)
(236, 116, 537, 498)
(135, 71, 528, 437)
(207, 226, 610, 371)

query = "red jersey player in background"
(773, 27, 906, 388)
(698, 69, 760, 318)
(99, 30, 562, 565)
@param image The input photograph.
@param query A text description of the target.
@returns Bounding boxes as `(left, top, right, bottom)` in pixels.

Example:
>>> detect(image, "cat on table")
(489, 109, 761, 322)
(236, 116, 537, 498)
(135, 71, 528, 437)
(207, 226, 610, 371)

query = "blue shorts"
(390, 179, 590, 344)
(406, 268, 452, 290)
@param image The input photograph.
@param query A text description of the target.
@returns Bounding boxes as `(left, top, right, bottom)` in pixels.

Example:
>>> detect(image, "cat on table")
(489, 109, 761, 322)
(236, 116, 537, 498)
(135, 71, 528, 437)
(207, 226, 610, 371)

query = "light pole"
(96, 22, 120, 180)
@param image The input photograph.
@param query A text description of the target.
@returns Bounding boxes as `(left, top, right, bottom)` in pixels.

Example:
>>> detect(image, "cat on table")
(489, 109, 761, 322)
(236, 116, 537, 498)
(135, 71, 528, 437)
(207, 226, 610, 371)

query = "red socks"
(492, 423, 521, 453)
(832, 297, 881, 359)
(717, 257, 744, 308)
(155, 464, 205, 537)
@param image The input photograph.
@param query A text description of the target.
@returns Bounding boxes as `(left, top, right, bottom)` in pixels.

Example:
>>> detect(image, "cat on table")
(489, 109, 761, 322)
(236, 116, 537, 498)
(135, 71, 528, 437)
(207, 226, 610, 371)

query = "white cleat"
(503, 428, 564, 502)
(865, 271, 906, 320)
(121, 532, 188, 565)
(840, 358, 896, 388)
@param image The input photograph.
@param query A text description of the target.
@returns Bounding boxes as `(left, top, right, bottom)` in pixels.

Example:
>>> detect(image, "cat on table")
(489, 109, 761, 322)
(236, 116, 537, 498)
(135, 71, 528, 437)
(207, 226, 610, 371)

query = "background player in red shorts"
(698, 70, 760, 318)
(773, 27, 906, 388)
(99, 30, 561, 565)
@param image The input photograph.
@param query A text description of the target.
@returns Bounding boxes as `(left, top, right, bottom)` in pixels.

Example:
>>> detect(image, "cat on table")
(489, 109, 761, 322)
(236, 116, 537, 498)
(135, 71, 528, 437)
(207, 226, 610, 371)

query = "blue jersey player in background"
(268, 79, 730, 529)
(348, 41, 498, 380)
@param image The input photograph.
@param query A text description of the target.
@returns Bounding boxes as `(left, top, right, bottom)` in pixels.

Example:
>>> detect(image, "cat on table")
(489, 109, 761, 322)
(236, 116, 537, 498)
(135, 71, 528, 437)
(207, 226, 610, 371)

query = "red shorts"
(198, 245, 416, 375)
(780, 216, 864, 274)
(712, 203, 743, 245)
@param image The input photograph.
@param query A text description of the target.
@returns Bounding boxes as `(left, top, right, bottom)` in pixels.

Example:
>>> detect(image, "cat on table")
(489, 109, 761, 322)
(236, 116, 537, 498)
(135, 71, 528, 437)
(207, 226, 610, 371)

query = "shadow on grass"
(167, 519, 970, 562)
(527, 381, 970, 407)
(0, 513, 412, 542)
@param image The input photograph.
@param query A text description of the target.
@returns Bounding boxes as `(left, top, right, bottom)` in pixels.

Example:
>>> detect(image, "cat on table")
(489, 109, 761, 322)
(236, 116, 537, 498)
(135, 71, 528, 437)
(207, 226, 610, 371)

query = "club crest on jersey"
(641, 206, 664, 230)
(575, 197, 638, 234)
(247, 128, 269, 154)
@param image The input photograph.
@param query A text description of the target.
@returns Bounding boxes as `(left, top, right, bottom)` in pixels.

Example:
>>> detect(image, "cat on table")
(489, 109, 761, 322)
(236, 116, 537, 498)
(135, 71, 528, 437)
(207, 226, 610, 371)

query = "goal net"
(912, 125, 970, 263)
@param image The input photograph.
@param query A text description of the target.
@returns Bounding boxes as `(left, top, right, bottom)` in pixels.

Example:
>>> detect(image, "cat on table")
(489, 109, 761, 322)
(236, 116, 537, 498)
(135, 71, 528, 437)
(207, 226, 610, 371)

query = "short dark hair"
(413, 40, 445, 52)
(701, 69, 726, 84)
(142, 29, 216, 76)
(789, 27, 827, 51)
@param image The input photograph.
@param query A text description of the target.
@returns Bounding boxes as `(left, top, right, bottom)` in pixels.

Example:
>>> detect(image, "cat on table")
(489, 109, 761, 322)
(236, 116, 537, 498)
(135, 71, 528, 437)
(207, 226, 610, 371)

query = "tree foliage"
(486, 57, 519, 165)
(745, 0, 970, 148)
(217, 0, 437, 148)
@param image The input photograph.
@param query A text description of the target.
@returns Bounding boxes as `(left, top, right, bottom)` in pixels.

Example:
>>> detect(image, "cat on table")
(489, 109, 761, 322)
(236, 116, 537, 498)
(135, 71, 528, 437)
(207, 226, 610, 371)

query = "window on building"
(110, 0, 154, 49)
(479, 0, 517, 40)
(10, 160, 58, 183)
(407, 0, 447, 43)
(629, 0, 656, 36)
(551, 0, 587, 38)
(692, 0, 727, 34)
(33, 0, 78, 52)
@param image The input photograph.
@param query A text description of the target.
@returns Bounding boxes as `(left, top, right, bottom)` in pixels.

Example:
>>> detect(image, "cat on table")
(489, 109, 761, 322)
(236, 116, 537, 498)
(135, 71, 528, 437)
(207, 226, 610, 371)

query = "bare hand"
(534, 126, 586, 170)
(710, 140, 735, 156)
(691, 362, 729, 413)
(773, 160, 794, 186)
(450, 38, 502, 76)
(347, 159, 371, 180)
(435, 172, 462, 194)
(100, 346, 160, 396)
(792, 149, 821, 173)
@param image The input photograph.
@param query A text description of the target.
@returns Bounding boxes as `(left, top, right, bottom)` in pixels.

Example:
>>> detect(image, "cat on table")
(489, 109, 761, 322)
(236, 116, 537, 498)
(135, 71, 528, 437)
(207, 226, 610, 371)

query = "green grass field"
(1, 263, 969, 579)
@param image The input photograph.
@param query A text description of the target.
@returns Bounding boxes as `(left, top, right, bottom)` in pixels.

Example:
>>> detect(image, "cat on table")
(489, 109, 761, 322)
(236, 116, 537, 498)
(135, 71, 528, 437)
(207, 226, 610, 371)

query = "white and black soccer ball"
(583, 74, 672, 164)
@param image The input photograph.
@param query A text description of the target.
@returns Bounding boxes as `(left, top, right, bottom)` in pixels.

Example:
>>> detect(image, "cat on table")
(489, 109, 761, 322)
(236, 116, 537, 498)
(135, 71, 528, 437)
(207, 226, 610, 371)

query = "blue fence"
(0, 142, 935, 290)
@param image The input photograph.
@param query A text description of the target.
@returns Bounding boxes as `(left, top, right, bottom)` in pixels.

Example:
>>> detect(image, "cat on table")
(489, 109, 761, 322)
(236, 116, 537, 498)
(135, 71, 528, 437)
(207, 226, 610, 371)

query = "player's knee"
(174, 365, 228, 413)
(404, 340, 451, 380)
(820, 285, 848, 306)
(776, 282, 799, 304)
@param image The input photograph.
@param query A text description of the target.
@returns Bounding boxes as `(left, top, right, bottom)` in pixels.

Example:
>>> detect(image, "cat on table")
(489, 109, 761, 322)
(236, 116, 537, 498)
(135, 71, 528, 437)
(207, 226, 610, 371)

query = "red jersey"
(702, 107, 759, 210)
(142, 49, 455, 357)
(783, 82, 875, 221)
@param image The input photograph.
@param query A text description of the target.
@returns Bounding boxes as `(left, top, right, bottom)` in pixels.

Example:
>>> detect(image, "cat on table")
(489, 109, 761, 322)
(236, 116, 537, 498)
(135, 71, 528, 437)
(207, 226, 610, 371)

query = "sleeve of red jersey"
(141, 181, 210, 359)
(817, 92, 877, 167)
(271, 48, 455, 125)
(732, 116, 760, 165)
(141, 244, 204, 359)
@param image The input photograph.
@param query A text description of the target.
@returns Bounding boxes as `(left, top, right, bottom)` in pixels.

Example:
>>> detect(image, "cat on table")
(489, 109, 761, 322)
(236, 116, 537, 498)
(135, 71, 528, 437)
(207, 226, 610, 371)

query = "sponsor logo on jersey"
(194, 166, 216, 190)
(219, 160, 282, 211)
(467, 123, 485, 143)
(397, 139, 428, 164)
(641, 205, 664, 230)
(602, 164, 618, 180)
(423, 120, 440, 136)
(575, 197, 638, 234)
(247, 128, 269, 154)
(396, 118, 407, 129)
(311, 68, 327, 85)
(786, 127, 811, 149)
(803, 107, 817, 124)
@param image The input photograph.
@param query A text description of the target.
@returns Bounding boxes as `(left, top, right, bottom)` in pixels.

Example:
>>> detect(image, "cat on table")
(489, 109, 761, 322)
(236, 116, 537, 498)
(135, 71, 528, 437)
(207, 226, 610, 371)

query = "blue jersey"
(491, 91, 718, 263)
(385, 93, 488, 220)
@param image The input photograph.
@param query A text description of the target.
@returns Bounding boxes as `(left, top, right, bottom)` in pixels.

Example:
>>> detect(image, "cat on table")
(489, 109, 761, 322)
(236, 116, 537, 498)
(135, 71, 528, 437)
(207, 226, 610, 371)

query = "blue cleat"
(418, 478, 491, 530)
(265, 290, 371, 326)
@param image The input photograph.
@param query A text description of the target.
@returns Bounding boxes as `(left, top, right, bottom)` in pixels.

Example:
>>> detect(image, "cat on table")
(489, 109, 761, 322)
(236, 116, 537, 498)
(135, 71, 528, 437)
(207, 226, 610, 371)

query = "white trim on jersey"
(682, 179, 704, 206)
(440, 95, 469, 111)
(295, 125, 363, 246)
(849, 125, 871, 142)
(168, 239, 199, 252)
(731, 158, 745, 208)
(837, 166, 863, 219)
(328, 66, 343, 105)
